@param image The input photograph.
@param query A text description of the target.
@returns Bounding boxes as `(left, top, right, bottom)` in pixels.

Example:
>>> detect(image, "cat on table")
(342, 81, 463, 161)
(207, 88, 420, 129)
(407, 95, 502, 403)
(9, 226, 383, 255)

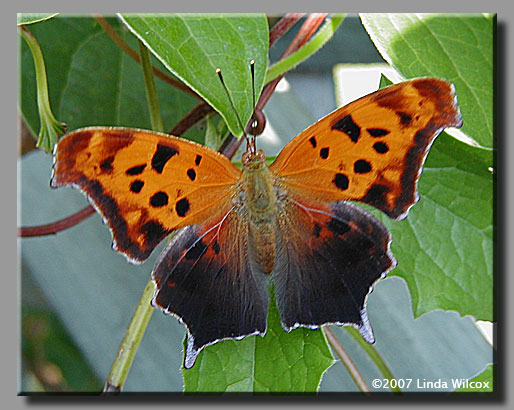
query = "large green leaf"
(361, 13, 494, 148)
(383, 132, 493, 321)
(118, 14, 269, 137)
(19, 15, 199, 141)
(183, 291, 335, 392)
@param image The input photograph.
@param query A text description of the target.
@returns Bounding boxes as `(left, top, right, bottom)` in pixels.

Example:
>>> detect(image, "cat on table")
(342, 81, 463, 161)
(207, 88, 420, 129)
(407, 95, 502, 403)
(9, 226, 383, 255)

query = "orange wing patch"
(51, 127, 241, 263)
(270, 78, 463, 219)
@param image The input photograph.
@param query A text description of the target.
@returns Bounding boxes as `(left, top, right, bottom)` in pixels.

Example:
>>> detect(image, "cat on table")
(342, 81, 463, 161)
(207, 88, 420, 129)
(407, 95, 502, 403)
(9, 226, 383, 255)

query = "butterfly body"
(51, 78, 463, 369)
(240, 149, 277, 274)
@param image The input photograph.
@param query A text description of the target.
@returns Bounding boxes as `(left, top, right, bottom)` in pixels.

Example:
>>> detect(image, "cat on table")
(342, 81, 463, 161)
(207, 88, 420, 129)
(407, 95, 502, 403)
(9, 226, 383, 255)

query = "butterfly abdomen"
(242, 156, 277, 274)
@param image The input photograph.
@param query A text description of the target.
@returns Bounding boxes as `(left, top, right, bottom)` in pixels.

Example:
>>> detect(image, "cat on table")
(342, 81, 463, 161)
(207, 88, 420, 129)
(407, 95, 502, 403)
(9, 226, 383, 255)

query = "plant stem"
(103, 279, 155, 393)
(169, 101, 213, 136)
(268, 13, 305, 46)
(323, 327, 370, 393)
(346, 327, 402, 394)
(17, 205, 95, 237)
(138, 39, 164, 133)
(265, 14, 345, 85)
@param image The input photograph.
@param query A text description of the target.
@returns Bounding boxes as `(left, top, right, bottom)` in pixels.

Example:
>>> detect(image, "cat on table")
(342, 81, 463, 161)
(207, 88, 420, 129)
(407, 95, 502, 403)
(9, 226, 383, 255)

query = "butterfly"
(51, 77, 462, 369)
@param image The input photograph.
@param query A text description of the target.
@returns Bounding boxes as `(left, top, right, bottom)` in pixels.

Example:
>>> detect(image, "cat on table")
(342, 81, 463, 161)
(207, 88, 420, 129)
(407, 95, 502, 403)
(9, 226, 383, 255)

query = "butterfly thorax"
(241, 149, 277, 274)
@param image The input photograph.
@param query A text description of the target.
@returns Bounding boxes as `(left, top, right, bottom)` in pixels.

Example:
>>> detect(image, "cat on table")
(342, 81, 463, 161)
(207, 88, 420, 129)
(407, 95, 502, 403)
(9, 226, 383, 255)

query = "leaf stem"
(138, 39, 164, 133)
(264, 14, 345, 85)
(345, 327, 402, 394)
(18, 25, 66, 152)
(103, 279, 155, 393)
(323, 327, 370, 393)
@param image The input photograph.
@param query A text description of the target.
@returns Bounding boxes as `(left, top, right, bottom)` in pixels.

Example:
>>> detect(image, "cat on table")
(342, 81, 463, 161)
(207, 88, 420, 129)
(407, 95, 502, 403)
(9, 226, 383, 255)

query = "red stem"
(268, 13, 305, 47)
(169, 101, 213, 136)
(18, 205, 96, 237)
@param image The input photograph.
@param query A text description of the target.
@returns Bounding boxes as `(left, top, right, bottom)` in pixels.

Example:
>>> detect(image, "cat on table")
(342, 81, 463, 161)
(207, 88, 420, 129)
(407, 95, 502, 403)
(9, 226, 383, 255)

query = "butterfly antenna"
(249, 60, 258, 153)
(250, 59, 256, 127)
(216, 68, 247, 139)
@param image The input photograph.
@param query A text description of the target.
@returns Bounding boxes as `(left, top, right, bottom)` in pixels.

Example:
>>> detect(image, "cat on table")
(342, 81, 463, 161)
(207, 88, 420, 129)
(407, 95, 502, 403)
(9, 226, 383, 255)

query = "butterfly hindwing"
(51, 127, 241, 263)
(269, 78, 463, 220)
(273, 196, 396, 341)
(151, 202, 269, 369)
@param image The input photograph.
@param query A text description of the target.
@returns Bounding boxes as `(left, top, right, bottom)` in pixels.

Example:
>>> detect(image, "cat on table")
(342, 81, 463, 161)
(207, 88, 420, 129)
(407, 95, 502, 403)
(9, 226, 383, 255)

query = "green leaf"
(183, 290, 335, 392)
(19, 26, 66, 152)
(19, 15, 199, 140)
(204, 115, 219, 150)
(453, 364, 493, 392)
(17, 13, 59, 26)
(385, 132, 493, 321)
(361, 13, 494, 148)
(118, 14, 269, 137)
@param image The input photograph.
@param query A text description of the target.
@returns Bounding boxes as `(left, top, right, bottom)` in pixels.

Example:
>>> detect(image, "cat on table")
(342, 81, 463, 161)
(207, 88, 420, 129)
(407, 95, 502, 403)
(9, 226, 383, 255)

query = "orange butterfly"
(51, 78, 462, 368)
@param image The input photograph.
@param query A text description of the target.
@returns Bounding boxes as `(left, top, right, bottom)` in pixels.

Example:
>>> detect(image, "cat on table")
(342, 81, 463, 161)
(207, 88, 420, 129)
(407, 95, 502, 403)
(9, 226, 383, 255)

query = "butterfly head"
(242, 148, 266, 170)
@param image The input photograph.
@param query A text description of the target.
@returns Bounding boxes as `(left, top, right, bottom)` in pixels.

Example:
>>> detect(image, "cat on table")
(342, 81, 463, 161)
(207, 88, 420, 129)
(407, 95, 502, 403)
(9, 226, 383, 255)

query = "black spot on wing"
(130, 180, 144, 193)
(152, 144, 178, 174)
(195, 155, 202, 166)
(213, 240, 220, 254)
(367, 128, 390, 137)
(373, 142, 389, 154)
(187, 168, 196, 181)
(100, 156, 114, 173)
(309, 136, 317, 148)
(397, 111, 412, 126)
(332, 115, 361, 143)
(126, 164, 146, 175)
(319, 147, 329, 159)
(333, 173, 349, 191)
(150, 191, 169, 207)
(354, 160, 372, 174)
(176, 198, 190, 217)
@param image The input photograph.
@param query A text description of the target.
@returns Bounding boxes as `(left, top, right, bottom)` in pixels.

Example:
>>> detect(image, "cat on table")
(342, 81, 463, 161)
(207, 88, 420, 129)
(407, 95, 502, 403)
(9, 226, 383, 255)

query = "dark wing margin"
(151, 207, 269, 369)
(273, 198, 396, 343)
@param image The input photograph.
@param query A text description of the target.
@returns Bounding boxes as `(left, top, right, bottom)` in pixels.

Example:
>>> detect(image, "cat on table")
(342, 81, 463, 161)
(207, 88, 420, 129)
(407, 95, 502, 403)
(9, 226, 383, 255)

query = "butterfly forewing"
(51, 127, 241, 263)
(269, 78, 463, 220)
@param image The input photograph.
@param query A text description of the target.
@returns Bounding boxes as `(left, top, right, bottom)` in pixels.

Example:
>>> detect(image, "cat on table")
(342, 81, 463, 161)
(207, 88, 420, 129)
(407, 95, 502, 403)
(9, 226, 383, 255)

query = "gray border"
(8, 1, 512, 408)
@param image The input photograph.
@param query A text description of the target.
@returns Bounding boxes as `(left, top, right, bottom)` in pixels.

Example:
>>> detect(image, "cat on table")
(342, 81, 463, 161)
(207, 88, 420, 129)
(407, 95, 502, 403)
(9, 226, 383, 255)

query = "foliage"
(19, 13, 493, 393)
